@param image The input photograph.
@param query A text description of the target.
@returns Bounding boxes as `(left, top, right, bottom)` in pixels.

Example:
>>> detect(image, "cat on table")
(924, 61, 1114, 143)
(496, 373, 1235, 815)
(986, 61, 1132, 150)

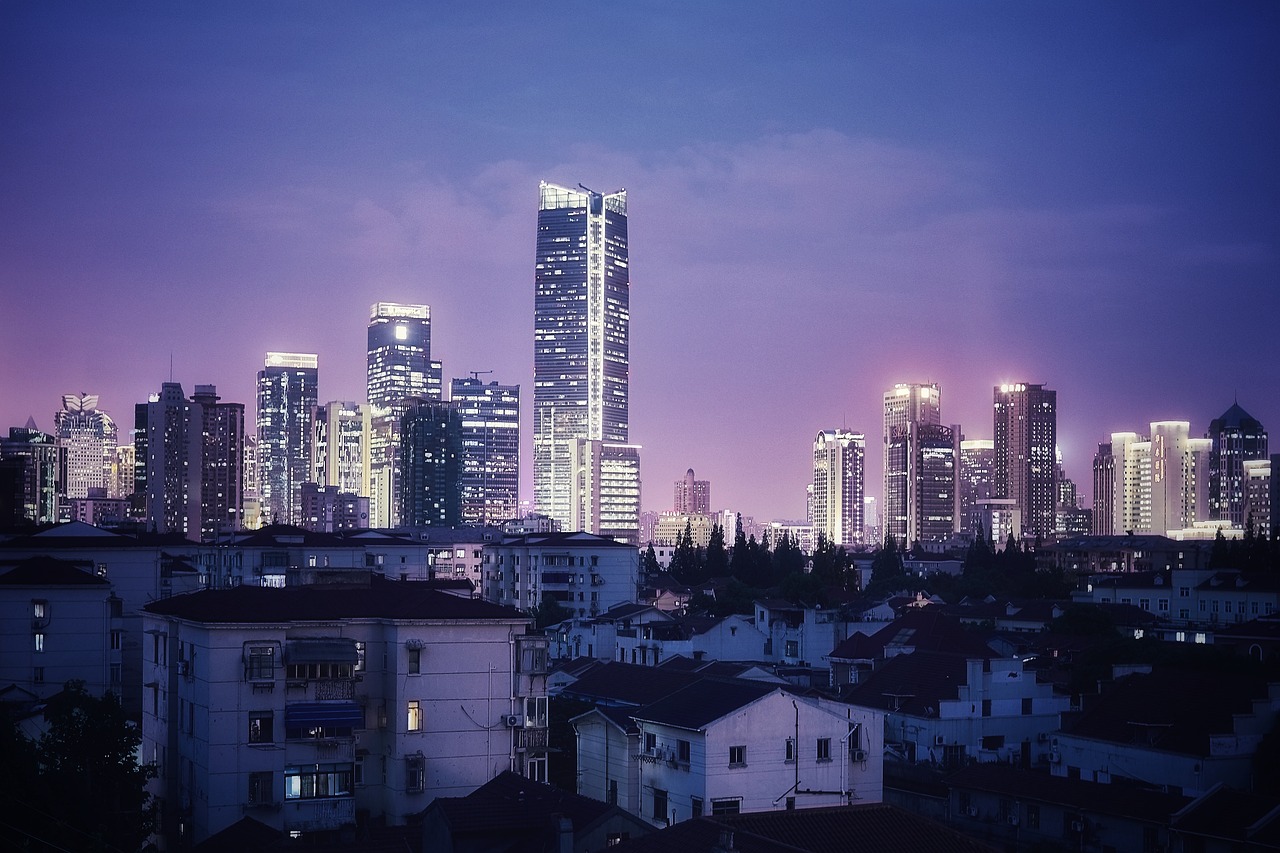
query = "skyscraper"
(256, 352, 318, 527)
(313, 401, 370, 496)
(367, 303, 438, 528)
(1095, 424, 1212, 536)
(0, 420, 60, 527)
(811, 430, 865, 547)
(885, 423, 956, 545)
(883, 384, 942, 544)
(450, 377, 520, 526)
(958, 439, 995, 536)
(993, 383, 1057, 540)
(1208, 402, 1268, 526)
(569, 439, 642, 546)
(674, 468, 711, 515)
(400, 399, 462, 528)
(191, 385, 244, 540)
(533, 182, 631, 534)
(142, 382, 202, 537)
(53, 394, 117, 499)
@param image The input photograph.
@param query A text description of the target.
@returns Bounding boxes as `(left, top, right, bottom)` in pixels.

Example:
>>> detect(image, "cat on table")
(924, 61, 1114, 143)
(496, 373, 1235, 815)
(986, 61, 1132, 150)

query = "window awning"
(285, 638, 358, 664)
(285, 702, 364, 728)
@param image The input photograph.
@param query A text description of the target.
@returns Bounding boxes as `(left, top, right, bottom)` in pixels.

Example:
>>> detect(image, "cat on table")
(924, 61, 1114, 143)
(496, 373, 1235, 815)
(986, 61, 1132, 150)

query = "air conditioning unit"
(1037, 732, 1049, 743)
(934, 735, 946, 746)
(1049, 751, 1062, 763)
(1007, 815, 1020, 827)
(850, 749, 867, 763)
(503, 714, 521, 727)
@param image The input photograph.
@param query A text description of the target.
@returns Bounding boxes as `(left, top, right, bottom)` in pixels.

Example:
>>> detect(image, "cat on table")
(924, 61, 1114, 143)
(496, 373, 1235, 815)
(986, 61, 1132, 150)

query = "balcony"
(285, 737, 356, 763)
(283, 797, 356, 833)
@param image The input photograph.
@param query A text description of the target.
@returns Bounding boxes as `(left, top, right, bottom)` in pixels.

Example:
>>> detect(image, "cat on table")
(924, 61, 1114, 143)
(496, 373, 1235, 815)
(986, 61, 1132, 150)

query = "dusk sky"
(3, 2, 1277, 522)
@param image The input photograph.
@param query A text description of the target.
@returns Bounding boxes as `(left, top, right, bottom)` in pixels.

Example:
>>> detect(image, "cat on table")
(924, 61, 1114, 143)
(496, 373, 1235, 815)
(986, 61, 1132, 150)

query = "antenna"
(169, 353, 174, 382)
(469, 370, 494, 382)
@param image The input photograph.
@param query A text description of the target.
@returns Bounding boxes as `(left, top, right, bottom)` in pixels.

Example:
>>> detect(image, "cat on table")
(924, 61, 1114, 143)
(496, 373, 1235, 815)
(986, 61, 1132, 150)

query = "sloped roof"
(500, 531, 635, 548)
(946, 764, 1190, 822)
(142, 575, 527, 624)
(630, 678, 779, 730)
(1172, 783, 1280, 848)
(1211, 402, 1264, 432)
(841, 651, 970, 715)
(560, 662, 704, 707)
(608, 803, 997, 853)
(827, 609, 996, 662)
(0, 556, 110, 586)
(1063, 667, 1273, 756)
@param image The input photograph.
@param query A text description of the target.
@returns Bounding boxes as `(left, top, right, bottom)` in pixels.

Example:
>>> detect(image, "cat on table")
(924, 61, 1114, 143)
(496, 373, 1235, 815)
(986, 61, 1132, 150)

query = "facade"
(885, 423, 956, 545)
(570, 439, 642, 545)
(483, 532, 639, 617)
(400, 400, 462, 528)
(674, 468, 711, 515)
(1243, 458, 1271, 539)
(811, 430, 865, 547)
(191, 385, 245, 541)
(533, 182, 630, 531)
(650, 512, 716, 549)
(0, 422, 61, 527)
(311, 400, 369, 497)
(450, 377, 520, 526)
(1094, 423, 1211, 537)
(139, 577, 546, 847)
(54, 393, 117, 500)
(1091, 441, 1115, 535)
(256, 353, 318, 527)
(882, 384, 941, 543)
(993, 383, 1057, 539)
(141, 382, 203, 538)
(1208, 402, 1268, 527)
(299, 483, 370, 533)
(958, 439, 995, 537)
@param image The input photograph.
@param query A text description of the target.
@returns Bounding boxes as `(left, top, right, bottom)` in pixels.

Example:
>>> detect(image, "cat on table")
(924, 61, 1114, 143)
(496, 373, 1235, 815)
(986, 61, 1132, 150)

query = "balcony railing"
(283, 797, 356, 832)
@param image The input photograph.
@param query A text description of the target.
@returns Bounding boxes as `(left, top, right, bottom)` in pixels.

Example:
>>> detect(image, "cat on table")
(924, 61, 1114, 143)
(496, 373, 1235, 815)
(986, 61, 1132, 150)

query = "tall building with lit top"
(883, 384, 942, 544)
(811, 430, 865, 546)
(533, 182, 631, 533)
(367, 303, 439, 528)
(54, 394, 117, 499)
(958, 439, 994, 536)
(886, 423, 956, 544)
(1208, 402, 1268, 527)
(1094, 424, 1211, 536)
(993, 383, 1057, 539)
(256, 352, 318, 526)
(312, 401, 369, 497)
(450, 377, 520, 526)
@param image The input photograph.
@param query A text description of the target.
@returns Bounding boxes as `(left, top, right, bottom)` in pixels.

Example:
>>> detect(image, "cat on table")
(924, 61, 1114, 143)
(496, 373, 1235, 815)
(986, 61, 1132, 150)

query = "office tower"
(1208, 402, 1268, 526)
(111, 444, 135, 501)
(569, 439, 641, 546)
(993, 383, 1057, 539)
(400, 400, 462, 527)
(242, 435, 260, 528)
(1096, 425, 1212, 536)
(883, 384, 941, 539)
(142, 382, 202, 537)
(450, 377, 520, 526)
(1091, 442, 1116, 535)
(886, 423, 956, 545)
(958, 439, 995, 537)
(313, 401, 370, 496)
(811, 430, 865, 546)
(0, 420, 61, 526)
(367, 303, 438, 528)
(256, 352, 318, 527)
(674, 467, 711, 514)
(191, 385, 244, 540)
(53, 394, 117, 500)
(533, 182, 631, 532)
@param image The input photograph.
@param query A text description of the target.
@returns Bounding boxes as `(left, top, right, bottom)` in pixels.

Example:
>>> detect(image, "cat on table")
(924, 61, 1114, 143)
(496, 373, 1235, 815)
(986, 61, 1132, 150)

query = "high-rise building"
(142, 382, 202, 537)
(313, 401, 370, 497)
(993, 383, 1057, 540)
(886, 423, 956, 545)
(0, 420, 61, 527)
(53, 394, 117, 500)
(569, 440, 642, 546)
(958, 439, 995, 537)
(256, 352, 318, 527)
(189, 385, 244, 540)
(450, 378, 520, 526)
(1208, 402, 1268, 526)
(1243, 459, 1272, 540)
(811, 430, 865, 547)
(883, 384, 941, 539)
(1094, 424, 1211, 536)
(533, 182, 631, 533)
(674, 468, 711, 515)
(367, 303, 439, 528)
(400, 400, 462, 527)
(1091, 441, 1115, 536)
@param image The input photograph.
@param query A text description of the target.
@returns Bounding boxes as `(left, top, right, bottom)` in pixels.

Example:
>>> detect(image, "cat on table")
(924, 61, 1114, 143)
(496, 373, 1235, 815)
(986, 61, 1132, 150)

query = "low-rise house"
(483, 532, 639, 617)
(616, 613, 768, 667)
(753, 599, 860, 669)
(141, 576, 547, 848)
(551, 602, 672, 662)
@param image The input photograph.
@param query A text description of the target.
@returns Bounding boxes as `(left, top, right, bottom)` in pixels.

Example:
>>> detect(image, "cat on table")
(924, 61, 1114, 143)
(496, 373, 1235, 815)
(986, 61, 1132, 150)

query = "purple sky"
(2, 2, 1277, 521)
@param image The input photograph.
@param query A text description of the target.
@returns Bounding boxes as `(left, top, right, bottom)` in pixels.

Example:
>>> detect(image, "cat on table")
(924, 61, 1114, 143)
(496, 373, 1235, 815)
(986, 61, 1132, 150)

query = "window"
(710, 798, 741, 816)
(525, 696, 549, 728)
(355, 641, 366, 672)
(406, 755, 425, 793)
(249, 712, 274, 744)
(34, 633, 44, 653)
(284, 764, 353, 799)
(644, 732, 657, 754)
(246, 646, 275, 680)
(784, 640, 798, 658)
(1022, 697, 1033, 715)
(408, 648, 421, 675)
(32, 600, 48, 621)
(608, 779, 618, 805)
(110, 664, 121, 686)
(677, 739, 690, 764)
(981, 699, 992, 717)
(785, 738, 796, 761)
(816, 738, 831, 761)
(286, 662, 353, 681)
(652, 787, 668, 823)
(691, 796, 703, 817)
(729, 745, 746, 767)
(1180, 587, 1189, 598)
(33, 667, 43, 684)
(1026, 803, 1040, 830)
(247, 772, 273, 805)
(407, 700, 422, 732)
(111, 630, 123, 651)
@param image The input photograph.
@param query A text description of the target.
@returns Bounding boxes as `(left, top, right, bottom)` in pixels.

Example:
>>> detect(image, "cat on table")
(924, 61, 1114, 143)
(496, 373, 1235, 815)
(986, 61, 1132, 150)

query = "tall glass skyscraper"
(812, 430, 865, 547)
(256, 352, 318, 527)
(534, 182, 632, 533)
(993, 383, 1057, 539)
(1208, 402, 1268, 527)
(450, 377, 519, 526)
(54, 393, 117, 499)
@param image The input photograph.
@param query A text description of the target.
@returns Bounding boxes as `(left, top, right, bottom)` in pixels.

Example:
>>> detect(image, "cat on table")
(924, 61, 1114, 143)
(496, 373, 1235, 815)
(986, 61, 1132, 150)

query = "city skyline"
(2, 3, 1277, 521)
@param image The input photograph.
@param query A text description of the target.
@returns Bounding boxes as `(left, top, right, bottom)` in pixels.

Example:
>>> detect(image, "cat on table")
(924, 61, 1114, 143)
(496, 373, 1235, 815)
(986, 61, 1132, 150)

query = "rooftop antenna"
(469, 370, 493, 382)
(169, 352, 174, 382)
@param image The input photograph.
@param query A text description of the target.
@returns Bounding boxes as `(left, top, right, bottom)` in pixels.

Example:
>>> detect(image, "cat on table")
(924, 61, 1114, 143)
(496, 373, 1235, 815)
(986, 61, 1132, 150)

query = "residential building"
(256, 353, 318, 527)
(483, 532, 639, 617)
(141, 382, 202, 538)
(533, 182, 630, 531)
(674, 468, 710, 515)
(1244, 457, 1272, 539)
(614, 614, 770, 667)
(0, 421, 61, 527)
(1093, 423, 1211, 537)
(650, 512, 716, 549)
(400, 399, 462, 528)
(1208, 402, 1268, 527)
(570, 439, 642, 545)
(54, 393, 117, 500)
(140, 577, 546, 846)
(191, 385, 245, 541)
(299, 484, 369, 533)
(883, 384, 941, 542)
(311, 400, 369, 497)
(958, 439, 995, 537)
(811, 429, 865, 547)
(450, 377, 520, 526)
(992, 383, 1057, 539)
(885, 423, 956, 545)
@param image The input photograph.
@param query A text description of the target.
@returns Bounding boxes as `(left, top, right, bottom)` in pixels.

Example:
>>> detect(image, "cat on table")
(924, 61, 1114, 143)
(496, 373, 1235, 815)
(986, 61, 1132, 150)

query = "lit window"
(407, 700, 422, 732)
(34, 633, 44, 653)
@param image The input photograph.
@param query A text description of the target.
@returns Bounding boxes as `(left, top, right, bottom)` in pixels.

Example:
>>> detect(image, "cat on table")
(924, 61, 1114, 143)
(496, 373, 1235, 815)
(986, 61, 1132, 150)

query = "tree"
(531, 592, 573, 630)
(705, 523, 729, 578)
(642, 543, 661, 575)
(1, 681, 156, 853)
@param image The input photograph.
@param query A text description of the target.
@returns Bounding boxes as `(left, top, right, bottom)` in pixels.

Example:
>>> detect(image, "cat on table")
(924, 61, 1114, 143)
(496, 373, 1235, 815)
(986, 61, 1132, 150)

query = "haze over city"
(2, 2, 1277, 520)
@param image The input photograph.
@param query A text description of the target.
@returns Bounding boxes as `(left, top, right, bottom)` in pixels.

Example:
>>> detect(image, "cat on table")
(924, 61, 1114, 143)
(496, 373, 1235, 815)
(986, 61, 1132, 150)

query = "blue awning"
(285, 638, 359, 664)
(285, 702, 364, 728)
